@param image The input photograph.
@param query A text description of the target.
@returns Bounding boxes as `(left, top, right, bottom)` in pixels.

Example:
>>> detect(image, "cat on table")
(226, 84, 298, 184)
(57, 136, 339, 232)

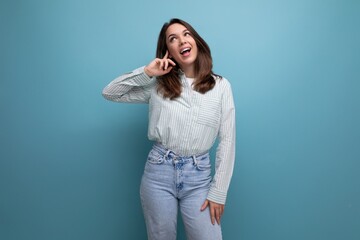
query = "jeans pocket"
(195, 155, 211, 171)
(195, 162, 211, 171)
(147, 149, 164, 164)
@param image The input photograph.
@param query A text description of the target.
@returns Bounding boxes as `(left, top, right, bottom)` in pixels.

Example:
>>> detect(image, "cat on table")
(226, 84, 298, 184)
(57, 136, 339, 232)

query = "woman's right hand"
(144, 51, 176, 77)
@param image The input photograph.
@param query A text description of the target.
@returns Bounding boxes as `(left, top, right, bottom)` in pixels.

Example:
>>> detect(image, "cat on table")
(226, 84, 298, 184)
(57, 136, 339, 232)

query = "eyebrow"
(167, 29, 189, 39)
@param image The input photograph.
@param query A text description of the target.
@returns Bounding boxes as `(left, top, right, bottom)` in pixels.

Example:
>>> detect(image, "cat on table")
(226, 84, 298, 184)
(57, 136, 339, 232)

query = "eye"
(184, 32, 191, 36)
(169, 36, 176, 42)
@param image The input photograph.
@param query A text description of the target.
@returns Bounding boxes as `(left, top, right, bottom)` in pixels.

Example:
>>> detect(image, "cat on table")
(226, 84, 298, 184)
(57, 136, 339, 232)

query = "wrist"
(144, 66, 152, 78)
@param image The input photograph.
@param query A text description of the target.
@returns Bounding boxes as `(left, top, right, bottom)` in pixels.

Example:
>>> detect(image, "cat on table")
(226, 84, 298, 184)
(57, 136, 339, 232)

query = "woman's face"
(165, 23, 198, 70)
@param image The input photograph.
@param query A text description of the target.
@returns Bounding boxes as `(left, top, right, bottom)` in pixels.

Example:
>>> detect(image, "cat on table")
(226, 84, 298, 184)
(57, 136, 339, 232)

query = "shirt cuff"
(207, 188, 227, 205)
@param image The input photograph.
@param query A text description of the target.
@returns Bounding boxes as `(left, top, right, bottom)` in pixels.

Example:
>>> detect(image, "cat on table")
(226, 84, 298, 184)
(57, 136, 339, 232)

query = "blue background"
(1, 0, 359, 239)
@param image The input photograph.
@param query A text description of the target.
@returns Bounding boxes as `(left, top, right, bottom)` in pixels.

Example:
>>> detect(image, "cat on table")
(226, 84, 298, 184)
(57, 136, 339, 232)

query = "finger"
(168, 58, 176, 66)
(215, 208, 221, 225)
(163, 65, 173, 74)
(200, 200, 208, 211)
(163, 50, 169, 59)
(164, 59, 169, 70)
(154, 59, 161, 66)
(219, 207, 224, 217)
(210, 205, 215, 225)
(159, 59, 164, 70)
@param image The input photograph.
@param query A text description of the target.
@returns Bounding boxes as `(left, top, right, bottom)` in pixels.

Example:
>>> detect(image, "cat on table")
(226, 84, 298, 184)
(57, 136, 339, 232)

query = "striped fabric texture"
(102, 66, 236, 204)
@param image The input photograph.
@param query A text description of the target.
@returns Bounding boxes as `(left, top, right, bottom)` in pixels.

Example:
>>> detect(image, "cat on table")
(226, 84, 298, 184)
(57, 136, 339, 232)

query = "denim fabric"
(140, 143, 222, 240)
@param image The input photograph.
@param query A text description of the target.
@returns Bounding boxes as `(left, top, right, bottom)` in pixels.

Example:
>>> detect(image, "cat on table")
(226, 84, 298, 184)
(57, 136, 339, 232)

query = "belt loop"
(192, 155, 197, 166)
(164, 150, 171, 161)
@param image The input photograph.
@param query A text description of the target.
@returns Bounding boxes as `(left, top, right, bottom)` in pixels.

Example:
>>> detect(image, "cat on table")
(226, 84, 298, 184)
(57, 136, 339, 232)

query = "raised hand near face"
(144, 51, 176, 77)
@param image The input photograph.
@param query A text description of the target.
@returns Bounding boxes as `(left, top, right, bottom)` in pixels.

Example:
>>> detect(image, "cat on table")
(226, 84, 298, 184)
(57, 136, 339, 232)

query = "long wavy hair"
(156, 18, 221, 99)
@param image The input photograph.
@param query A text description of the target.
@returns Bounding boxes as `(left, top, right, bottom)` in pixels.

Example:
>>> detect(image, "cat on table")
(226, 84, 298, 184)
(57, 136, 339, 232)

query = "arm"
(102, 52, 176, 103)
(102, 66, 155, 103)
(208, 79, 236, 204)
(201, 79, 236, 224)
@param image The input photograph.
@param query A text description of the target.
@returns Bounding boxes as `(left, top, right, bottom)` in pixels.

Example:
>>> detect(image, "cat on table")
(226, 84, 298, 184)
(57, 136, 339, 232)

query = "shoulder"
(212, 74, 233, 91)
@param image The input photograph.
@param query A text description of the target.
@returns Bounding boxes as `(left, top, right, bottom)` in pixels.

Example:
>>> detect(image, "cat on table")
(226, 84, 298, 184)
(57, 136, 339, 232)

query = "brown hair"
(156, 18, 221, 99)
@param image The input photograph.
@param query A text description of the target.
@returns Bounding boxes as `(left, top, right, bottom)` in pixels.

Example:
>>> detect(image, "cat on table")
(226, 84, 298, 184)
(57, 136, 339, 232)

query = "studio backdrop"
(1, 0, 359, 239)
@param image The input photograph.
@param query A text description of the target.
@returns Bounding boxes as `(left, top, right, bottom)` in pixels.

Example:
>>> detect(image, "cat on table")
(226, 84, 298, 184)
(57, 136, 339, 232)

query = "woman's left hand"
(200, 199, 224, 225)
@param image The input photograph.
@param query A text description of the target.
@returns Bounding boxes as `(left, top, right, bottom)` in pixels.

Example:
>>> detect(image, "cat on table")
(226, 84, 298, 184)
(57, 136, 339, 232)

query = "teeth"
(181, 48, 191, 54)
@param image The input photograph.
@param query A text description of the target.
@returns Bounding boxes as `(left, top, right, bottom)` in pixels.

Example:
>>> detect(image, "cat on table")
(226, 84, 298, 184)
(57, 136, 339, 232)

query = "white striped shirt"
(102, 66, 236, 204)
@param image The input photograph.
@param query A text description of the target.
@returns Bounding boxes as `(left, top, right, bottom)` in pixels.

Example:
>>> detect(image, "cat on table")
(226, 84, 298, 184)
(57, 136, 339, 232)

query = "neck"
(180, 65, 195, 78)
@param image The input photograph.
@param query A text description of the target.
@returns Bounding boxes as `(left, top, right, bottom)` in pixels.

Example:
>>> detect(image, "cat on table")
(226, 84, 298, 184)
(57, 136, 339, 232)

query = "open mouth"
(180, 47, 191, 56)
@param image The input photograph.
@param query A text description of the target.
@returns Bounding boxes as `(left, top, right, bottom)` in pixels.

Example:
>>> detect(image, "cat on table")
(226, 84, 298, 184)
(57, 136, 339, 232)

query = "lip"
(180, 46, 192, 54)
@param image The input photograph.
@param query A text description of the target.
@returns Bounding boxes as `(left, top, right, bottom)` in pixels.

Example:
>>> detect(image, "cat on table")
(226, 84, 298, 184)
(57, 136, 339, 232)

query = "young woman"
(102, 18, 235, 240)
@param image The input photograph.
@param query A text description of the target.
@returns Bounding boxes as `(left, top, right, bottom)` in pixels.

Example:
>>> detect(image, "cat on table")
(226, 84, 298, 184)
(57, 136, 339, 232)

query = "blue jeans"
(140, 143, 222, 240)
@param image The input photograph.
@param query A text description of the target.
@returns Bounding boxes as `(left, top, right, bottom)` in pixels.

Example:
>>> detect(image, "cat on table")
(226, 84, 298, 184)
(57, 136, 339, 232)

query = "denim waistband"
(153, 143, 209, 164)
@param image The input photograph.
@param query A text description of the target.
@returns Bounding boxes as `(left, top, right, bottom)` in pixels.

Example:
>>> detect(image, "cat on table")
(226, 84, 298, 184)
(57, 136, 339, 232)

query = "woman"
(103, 18, 235, 240)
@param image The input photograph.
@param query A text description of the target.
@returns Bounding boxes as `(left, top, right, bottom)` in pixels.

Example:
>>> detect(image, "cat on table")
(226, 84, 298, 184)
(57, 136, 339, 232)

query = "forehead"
(166, 23, 187, 36)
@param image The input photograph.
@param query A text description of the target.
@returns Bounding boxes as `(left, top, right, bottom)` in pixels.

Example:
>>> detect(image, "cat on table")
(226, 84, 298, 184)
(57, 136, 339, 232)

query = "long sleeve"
(207, 80, 236, 204)
(102, 66, 156, 103)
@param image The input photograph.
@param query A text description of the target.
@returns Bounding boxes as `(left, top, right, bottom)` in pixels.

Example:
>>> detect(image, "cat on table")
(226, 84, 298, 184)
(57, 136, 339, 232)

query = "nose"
(179, 36, 187, 45)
